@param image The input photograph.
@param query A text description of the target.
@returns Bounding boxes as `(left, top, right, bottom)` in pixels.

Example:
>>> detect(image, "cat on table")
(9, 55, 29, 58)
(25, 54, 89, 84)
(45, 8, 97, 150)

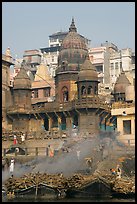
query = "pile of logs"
(112, 177, 135, 194)
(4, 172, 135, 195)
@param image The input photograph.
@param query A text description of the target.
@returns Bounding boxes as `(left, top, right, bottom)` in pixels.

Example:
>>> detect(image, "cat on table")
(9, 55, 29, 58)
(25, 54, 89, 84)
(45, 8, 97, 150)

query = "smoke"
(2, 130, 134, 182)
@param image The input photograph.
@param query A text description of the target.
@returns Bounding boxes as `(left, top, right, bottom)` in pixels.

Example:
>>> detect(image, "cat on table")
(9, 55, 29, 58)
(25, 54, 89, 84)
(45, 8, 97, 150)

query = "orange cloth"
(49, 149, 54, 157)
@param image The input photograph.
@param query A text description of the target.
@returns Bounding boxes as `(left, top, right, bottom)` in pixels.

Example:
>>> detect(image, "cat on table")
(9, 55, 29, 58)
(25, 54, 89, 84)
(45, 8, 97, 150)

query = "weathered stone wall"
(78, 111, 99, 134)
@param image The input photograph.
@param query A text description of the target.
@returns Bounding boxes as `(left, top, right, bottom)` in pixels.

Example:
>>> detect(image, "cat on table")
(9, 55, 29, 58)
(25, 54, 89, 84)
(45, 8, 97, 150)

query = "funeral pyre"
(4, 171, 135, 196)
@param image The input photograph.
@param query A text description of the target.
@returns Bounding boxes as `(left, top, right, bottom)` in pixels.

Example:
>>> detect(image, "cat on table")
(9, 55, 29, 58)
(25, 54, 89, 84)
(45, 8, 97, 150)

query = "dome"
(57, 18, 88, 71)
(78, 55, 98, 81)
(13, 68, 31, 89)
(61, 18, 87, 51)
(114, 71, 131, 94)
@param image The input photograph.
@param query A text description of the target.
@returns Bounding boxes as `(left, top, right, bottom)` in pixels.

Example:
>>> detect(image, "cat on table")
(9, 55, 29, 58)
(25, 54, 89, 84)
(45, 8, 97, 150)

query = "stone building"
(111, 71, 135, 146)
(40, 21, 91, 78)
(31, 62, 55, 105)
(2, 48, 14, 131)
(23, 49, 42, 76)
(5, 19, 112, 135)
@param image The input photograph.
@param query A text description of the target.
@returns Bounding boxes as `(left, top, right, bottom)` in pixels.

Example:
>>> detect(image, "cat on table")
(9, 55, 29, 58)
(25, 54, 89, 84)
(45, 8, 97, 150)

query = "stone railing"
(7, 98, 111, 115)
(112, 102, 135, 109)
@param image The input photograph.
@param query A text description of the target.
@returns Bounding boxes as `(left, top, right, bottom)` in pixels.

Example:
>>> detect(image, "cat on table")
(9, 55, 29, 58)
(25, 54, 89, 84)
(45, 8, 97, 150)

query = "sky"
(2, 2, 135, 59)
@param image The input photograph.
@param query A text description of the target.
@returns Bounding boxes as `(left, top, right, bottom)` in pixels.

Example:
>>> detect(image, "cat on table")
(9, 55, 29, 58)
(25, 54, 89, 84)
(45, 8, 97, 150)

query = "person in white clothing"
(116, 165, 122, 178)
(21, 134, 25, 144)
(9, 158, 15, 175)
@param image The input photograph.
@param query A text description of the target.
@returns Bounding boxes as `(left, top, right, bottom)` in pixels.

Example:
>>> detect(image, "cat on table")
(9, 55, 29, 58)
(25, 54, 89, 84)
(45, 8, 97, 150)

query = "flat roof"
(40, 46, 61, 53)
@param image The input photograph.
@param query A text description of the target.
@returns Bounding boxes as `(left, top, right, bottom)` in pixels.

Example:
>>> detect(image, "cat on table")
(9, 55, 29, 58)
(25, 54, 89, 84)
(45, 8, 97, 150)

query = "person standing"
(21, 133, 25, 144)
(116, 165, 122, 178)
(9, 158, 15, 176)
(13, 135, 17, 145)
(48, 145, 54, 157)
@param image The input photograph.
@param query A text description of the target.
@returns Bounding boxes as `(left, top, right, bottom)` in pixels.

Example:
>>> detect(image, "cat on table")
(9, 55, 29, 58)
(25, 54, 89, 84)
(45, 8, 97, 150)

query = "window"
(115, 62, 119, 69)
(94, 86, 97, 94)
(120, 62, 122, 70)
(52, 56, 54, 62)
(62, 86, 69, 102)
(81, 86, 86, 95)
(96, 65, 103, 72)
(88, 86, 93, 94)
(44, 88, 50, 97)
(62, 61, 66, 71)
(123, 120, 131, 134)
(34, 90, 38, 98)
(111, 63, 114, 69)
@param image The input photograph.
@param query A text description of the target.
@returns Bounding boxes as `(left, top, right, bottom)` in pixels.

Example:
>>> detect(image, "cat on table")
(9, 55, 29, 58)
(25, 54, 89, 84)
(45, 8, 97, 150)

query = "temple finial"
(5, 47, 11, 57)
(69, 17, 77, 32)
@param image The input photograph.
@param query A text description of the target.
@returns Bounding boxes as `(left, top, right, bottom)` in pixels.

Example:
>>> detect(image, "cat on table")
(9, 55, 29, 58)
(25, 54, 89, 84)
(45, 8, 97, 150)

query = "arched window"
(94, 86, 97, 94)
(81, 86, 86, 95)
(62, 87, 69, 102)
(88, 86, 93, 95)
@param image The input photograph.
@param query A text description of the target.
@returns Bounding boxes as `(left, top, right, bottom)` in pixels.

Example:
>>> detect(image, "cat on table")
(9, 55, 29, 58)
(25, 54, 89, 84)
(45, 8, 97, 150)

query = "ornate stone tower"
(113, 71, 131, 102)
(55, 18, 88, 103)
(11, 64, 32, 131)
(76, 55, 100, 133)
(76, 55, 99, 100)
(13, 65, 32, 109)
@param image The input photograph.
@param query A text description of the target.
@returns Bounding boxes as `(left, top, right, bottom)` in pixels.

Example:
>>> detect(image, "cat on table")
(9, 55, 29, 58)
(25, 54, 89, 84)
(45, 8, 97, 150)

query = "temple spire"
(69, 17, 77, 32)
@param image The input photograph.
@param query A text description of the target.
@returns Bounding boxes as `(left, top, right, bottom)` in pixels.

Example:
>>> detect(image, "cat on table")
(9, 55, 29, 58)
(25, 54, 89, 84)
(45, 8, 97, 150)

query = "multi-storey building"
(111, 71, 135, 146)
(23, 49, 42, 76)
(89, 43, 135, 98)
(110, 48, 133, 87)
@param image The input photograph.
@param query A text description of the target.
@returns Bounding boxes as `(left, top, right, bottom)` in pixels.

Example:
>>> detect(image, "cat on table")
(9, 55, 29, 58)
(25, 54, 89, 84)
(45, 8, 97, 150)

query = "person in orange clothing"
(48, 145, 54, 157)
(110, 168, 116, 175)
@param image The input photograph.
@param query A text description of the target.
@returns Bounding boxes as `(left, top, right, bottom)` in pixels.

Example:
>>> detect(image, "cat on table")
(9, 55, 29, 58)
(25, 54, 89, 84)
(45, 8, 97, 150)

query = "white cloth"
(10, 160, 14, 173)
(21, 135, 25, 142)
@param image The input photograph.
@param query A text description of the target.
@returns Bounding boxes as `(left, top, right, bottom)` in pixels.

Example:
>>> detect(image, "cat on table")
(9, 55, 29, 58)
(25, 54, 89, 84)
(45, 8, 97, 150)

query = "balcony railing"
(7, 98, 111, 115)
(112, 102, 135, 109)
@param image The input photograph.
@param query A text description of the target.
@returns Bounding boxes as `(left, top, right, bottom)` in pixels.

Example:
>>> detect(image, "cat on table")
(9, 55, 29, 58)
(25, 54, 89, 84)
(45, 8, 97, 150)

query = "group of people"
(13, 133, 25, 145)
(2, 157, 15, 176)
(110, 165, 122, 178)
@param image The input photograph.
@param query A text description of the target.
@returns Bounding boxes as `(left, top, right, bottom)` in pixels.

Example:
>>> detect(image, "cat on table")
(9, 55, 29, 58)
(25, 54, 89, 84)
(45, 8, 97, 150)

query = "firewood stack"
(4, 172, 135, 195)
(112, 177, 135, 194)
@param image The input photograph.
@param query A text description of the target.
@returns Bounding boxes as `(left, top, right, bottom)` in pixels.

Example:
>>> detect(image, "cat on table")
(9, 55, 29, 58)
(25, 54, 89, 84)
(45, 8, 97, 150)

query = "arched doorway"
(61, 116, 66, 130)
(52, 115, 58, 128)
(44, 116, 49, 131)
(73, 114, 78, 127)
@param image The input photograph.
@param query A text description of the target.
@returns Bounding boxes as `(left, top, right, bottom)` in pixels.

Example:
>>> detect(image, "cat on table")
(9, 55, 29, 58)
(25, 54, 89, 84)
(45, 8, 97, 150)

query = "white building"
(89, 43, 135, 93)
(110, 48, 133, 87)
